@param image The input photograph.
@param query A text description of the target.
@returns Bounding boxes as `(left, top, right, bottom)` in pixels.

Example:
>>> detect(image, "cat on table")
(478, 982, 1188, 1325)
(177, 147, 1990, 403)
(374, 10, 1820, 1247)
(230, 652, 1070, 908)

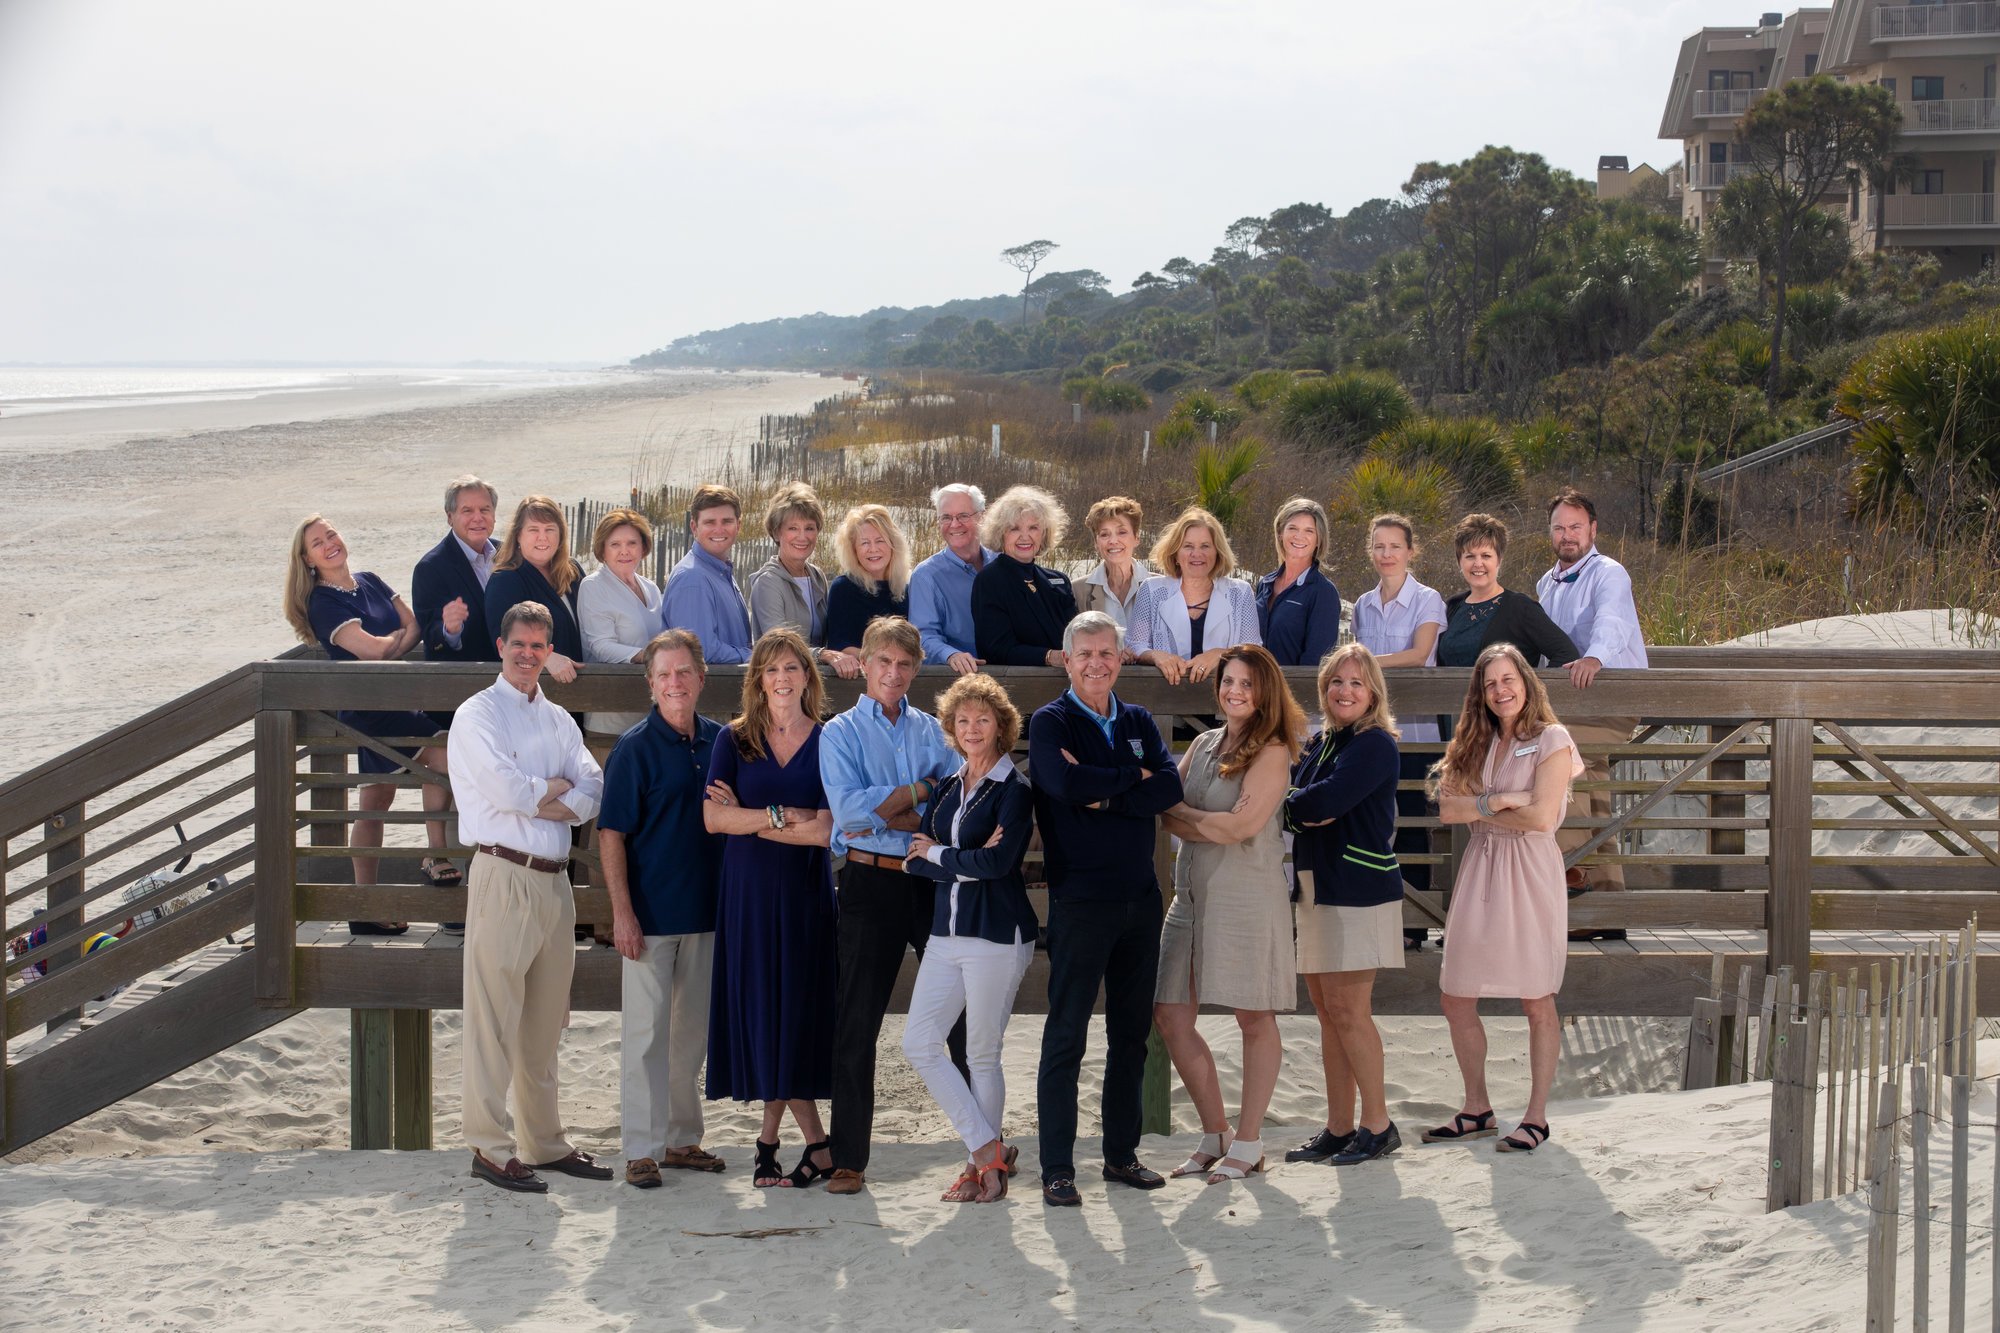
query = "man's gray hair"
(1062, 610, 1124, 655)
(930, 482, 987, 512)
(445, 474, 499, 515)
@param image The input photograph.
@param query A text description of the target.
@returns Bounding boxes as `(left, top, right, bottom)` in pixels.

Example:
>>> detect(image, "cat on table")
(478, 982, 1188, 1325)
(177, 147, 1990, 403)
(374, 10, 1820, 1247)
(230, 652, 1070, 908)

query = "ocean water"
(0, 366, 611, 417)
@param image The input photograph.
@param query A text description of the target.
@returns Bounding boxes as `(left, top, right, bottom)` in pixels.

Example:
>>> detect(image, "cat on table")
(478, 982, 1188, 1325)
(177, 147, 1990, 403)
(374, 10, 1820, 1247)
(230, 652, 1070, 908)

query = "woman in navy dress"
(823, 503, 914, 656)
(484, 494, 584, 682)
(701, 628, 838, 1188)
(283, 514, 455, 935)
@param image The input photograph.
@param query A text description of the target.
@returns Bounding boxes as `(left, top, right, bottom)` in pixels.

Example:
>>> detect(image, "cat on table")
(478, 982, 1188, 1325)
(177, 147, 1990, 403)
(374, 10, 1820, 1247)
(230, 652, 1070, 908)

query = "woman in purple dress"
(702, 628, 838, 1187)
(283, 514, 454, 936)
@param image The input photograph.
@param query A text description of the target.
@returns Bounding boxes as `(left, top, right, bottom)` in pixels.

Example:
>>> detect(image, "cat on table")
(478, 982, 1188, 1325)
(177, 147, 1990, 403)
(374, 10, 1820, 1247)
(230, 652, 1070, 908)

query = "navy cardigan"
(1285, 725, 1404, 908)
(905, 767, 1040, 946)
(485, 563, 583, 661)
(1255, 564, 1342, 667)
(1027, 692, 1182, 901)
(972, 555, 1077, 666)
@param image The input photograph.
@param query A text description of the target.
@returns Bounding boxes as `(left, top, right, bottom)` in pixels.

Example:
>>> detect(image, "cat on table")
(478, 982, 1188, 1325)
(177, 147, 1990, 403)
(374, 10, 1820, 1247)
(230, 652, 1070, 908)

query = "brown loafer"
(625, 1157, 663, 1189)
(826, 1168, 866, 1195)
(534, 1149, 614, 1181)
(661, 1145, 726, 1173)
(470, 1152, 547, 1193)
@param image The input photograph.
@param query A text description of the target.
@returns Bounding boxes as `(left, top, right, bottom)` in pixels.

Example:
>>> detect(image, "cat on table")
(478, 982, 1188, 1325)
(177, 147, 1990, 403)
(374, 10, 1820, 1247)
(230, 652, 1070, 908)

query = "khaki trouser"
(620, 932, 715, 1162)
(1559, 718, 1638, 892)
(462, 851, 577, 1165)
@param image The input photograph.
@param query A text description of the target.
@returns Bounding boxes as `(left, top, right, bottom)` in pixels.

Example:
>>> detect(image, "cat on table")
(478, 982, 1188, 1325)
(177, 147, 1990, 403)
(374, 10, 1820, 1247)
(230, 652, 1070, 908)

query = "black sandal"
(1420, 1110, 1498, 1143)
(784, 1139, 831, 1188)
(1497, 1122, 1550, 1153)
(421, 857, 463, 887)
(752, 1139, 785, 1188)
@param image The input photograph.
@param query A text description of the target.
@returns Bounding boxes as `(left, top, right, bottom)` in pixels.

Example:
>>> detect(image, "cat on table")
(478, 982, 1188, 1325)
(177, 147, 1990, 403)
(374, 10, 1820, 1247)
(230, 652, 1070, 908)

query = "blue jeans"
(1035, 892, 1162, 1181)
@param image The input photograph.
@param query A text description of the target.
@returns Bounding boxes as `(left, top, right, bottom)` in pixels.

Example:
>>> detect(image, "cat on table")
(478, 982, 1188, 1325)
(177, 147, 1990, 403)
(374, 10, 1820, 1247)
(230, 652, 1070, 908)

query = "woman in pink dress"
(1422, 642, 1583, 1153)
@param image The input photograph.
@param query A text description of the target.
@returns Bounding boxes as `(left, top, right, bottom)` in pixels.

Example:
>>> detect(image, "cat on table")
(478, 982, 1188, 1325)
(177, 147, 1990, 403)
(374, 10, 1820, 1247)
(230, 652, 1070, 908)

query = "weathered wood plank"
(393, 1009, 432, 1151)
(350, 1009, 393, 1150)
(1768, 718, 1814, 983)
(254, 711, 298, 1007)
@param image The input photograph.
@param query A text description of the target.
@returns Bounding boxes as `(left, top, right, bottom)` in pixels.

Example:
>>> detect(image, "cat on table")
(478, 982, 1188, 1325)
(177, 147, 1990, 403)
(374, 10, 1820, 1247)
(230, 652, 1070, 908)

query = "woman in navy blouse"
(902, 672, 1038, 1203)
(485, 494, 583, 683)
(824, 503, 914, 657)
(971, 486, 1077, 667)
(283, 514, 455, 935)
(1254, 496, 1342, 667)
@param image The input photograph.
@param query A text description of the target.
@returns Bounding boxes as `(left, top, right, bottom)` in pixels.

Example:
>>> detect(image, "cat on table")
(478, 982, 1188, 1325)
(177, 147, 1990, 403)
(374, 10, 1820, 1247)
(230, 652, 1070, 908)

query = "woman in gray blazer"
(578, 506, 666, 737)
(745, 483, 857, 678)
(1127, 506, 1263, 685)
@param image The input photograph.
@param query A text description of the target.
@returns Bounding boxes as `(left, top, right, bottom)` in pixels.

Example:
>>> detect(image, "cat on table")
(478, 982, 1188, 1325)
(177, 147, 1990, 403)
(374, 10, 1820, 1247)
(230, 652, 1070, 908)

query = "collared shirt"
(441, 534, 498, 650)
(1352, 575, 1449, 743)
(598, 711, 723, 936)
(909, 544, 996, 664)
(1077, 560, 1158, 628)
(1064, 688, 1120, 745)
(662, 545, 753, 665)
(819, 693, 957, 857)
(1254, 563, 1342, 667)
(448, 674, 604, 862)
(1535, 547, 1649, 669)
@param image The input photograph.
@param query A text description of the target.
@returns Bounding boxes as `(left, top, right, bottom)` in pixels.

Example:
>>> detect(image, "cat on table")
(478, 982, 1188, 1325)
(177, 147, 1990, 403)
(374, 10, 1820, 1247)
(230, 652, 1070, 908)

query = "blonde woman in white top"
(1127, 506, 1262, 685)
(578, 507, 665, 737)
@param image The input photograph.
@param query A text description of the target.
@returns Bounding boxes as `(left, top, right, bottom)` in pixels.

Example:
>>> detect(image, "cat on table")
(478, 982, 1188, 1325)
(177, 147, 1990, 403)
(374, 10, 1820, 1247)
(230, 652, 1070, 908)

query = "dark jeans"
(829, 859, 967, 1173)
(1036, 892, 1162, 1181)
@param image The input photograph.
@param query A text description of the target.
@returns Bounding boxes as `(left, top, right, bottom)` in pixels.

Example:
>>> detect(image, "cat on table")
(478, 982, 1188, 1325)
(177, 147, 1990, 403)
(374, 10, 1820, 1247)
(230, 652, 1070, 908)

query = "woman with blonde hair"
(1075, 495, 1157, 634)
(577, 506, 665, 737)
(283, 514, 453, 933)
(1155, 644, 1304, 1183)
(1127, 507, 1261, 685)
(971, 485, 1077, 667)
(701, 629, 839, 1187)
(485, 494, 584, 683)
(824, 503, 913, 662)
(1422, 642, 1583, 1154)
(748, 483, 843, 669)
(1283, 643, 1406, 1166)
(1254, 496, 1341, 667)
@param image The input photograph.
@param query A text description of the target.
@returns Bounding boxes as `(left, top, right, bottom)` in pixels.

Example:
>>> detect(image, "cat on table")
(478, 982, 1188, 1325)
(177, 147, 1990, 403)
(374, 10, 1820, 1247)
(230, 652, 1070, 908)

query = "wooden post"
(1766, 717, 1813, 985)
(1683, 997, 1721, 1091)
(1867, 1082, 1899, 1333)
(1839, 980, 1856, 1193)
(1801, 971, 1824, 1202)
(990, 424, 1001, 459)
(1708, 723, 1746, 859)
(42, 803, 86, 1031)
(351, 1008, 393, 1150)
(1755, 973, 1781, 1078)
(1949, 1074, 1970, 1333)
(392, 1008, 433, 1150)
(1913, 1063, 1931, 1329)
(1766, 1016, 1810, 1211)
(1141, 431, 1150, 465)
(1732, 964, 1754, 1085)
(1140, 714, 1175, 1138)
(254, 709, 299, 1006)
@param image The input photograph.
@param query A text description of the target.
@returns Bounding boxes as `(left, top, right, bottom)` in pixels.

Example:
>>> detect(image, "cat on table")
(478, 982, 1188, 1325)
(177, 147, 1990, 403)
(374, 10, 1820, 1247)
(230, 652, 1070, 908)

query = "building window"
(1850, 181, 1861, 219)
(1879, 77, 1898, 98)
(1914, 169, 1945, 195)
(1912, 76, 1945, 101)
(1804, 54, 1818, 75)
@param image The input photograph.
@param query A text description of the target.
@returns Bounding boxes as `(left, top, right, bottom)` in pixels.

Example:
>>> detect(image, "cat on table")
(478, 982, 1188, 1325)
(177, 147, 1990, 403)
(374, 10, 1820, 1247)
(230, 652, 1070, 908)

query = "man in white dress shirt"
(448, 600, 609, 1193)
(1536, 488, 1648, 906)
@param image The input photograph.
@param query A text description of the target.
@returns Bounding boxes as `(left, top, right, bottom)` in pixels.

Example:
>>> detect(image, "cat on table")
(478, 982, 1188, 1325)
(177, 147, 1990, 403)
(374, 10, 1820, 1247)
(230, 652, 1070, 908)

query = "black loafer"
(1329, 1123, 1403, 1166)
(1101, 1160, 1166, 1190)
(533, 1150, 614, 1181)
(1284, 1128, 1354, 1163)
(1043, 1175, 1082, 1207)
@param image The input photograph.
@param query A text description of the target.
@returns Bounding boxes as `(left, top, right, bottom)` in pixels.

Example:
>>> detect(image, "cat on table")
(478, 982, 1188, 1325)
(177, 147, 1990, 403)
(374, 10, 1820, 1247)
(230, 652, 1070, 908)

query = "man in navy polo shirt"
(1029, 610, 1183, 1207)
(598, 628, 727, 1189)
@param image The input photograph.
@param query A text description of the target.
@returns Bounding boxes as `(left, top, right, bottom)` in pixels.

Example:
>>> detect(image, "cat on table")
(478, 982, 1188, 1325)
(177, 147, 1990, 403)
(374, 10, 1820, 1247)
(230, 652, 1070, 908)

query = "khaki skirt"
(1294, 870, 1405, 975)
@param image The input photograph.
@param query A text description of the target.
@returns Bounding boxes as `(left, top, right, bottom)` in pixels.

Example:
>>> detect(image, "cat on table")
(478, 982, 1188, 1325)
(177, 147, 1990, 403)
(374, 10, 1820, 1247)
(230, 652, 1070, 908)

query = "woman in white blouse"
(1074, 495, 1157, 644)
(577, 507, 665, 738)
(1127, 506, 1261, 685)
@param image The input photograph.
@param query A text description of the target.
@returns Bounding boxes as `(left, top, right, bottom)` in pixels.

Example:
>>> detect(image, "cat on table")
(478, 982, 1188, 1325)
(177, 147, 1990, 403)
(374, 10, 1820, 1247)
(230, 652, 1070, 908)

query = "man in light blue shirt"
(908, 482, 995, 675)
(817, 616, 964, 1193)
(661, 485, 752, 665)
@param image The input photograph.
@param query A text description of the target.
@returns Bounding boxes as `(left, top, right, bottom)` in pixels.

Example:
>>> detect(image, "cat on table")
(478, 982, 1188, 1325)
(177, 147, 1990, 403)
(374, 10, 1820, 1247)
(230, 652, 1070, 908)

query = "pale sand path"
(0, 371, 836, 773)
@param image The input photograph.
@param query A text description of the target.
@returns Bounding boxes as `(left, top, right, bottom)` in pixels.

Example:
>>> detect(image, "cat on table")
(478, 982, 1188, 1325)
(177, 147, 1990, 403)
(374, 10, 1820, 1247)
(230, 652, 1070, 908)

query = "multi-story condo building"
(1661, 3, 1997, 280)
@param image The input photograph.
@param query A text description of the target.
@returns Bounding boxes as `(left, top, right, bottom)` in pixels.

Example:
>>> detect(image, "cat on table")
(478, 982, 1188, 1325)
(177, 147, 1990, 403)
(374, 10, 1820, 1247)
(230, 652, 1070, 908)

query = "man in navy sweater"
(1028, 610, 1183, 1207)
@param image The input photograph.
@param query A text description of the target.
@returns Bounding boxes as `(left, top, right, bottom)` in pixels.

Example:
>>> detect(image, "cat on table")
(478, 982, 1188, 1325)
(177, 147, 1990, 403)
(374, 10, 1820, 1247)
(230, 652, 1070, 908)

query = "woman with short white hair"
(971, 485, 1077, 667)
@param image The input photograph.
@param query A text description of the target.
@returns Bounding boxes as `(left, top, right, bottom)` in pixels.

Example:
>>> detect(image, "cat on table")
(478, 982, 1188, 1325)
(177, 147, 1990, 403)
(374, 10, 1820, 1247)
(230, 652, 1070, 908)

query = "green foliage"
(1165, 388, 1245, 433)
(1232, 368, 1298, 410)
(1782, 284, 1851, 355)
(1511, 416, 1584, 471)
(1081, 379, 1151, 414)
(1192, 437, 1265, 528)
(1657, 470, 1722, 547)
(1328, 456, 1454, 528)
(1841, 310, 2000, 525)
(1155, 417, 1203, 450)
(1702, 322, 1774, 386)
(1275, 371, 1415, 449)
(1369, 416, 1523, 505)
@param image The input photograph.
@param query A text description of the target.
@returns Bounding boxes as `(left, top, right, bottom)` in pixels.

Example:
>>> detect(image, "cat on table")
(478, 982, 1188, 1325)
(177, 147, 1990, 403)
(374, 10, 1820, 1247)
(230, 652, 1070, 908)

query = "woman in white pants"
(901, 673, 1039, 1203)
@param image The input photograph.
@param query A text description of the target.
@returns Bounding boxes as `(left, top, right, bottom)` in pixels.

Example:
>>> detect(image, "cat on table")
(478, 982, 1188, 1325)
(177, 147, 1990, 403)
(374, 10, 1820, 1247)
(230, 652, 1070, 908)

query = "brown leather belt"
(845, 848, 914, 872)
(476, 843, 568, 874)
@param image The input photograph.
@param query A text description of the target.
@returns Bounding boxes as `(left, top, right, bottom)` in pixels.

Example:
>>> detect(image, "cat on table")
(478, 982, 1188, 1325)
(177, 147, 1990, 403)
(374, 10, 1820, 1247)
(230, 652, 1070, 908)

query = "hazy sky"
(0, 0, 1711, 364)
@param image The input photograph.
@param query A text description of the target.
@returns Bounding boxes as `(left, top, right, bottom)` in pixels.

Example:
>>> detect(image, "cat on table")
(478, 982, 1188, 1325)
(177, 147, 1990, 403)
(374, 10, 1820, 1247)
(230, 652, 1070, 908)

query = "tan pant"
(1559, 718, 1638, 892)
(462, 851, 577, 1165)
(620, 932, 714, 1161)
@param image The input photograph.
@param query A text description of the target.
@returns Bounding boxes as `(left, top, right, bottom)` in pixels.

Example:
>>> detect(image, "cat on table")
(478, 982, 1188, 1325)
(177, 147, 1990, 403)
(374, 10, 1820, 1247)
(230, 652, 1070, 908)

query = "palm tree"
(1198, 264, 1232, 357)
(1193, 437, 1264, 528)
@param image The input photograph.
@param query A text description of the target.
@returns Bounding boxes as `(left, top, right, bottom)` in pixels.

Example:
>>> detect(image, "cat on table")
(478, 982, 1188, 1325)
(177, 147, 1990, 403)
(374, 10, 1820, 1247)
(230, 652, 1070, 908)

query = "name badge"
(1514, 743, 1538, 757)
(1130, 739, 1145, 757)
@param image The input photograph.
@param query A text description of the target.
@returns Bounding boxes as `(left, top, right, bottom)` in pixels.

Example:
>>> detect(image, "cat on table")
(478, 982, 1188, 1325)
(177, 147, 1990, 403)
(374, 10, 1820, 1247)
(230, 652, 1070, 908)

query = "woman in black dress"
(1436, 513, 1578, 672)
(971, 485, 1077, 667)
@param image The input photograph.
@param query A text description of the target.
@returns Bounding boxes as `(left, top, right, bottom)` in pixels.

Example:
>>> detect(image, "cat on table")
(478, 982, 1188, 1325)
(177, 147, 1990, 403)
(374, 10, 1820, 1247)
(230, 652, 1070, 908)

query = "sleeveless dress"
(1155, 728, 1296, 1011)
(1438, 725, 1585, 999)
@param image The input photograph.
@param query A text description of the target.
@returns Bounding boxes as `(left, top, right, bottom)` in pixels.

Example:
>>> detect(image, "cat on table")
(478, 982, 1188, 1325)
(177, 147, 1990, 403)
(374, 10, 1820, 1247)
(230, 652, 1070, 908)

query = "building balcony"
(1692, 161, 1758, 190)
(1874, 2, 2000, 40)
(1904, 98, 2000, 134)
(1692, 86, 1768, 117)
(1880, 193, 1998, 228)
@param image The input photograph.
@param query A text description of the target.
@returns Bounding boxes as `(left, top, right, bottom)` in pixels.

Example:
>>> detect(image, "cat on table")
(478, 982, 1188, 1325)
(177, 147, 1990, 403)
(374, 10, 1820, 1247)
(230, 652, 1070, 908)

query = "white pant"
(901, 933, 1035, 1155)
(621, 932, 715, 1161)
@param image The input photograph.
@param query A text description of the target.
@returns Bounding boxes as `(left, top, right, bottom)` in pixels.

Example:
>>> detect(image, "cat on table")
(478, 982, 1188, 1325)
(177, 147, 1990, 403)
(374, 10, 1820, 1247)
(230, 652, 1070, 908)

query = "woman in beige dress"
(1156, 644, 1304, 1183)
(1423, 642, 1583, 1154)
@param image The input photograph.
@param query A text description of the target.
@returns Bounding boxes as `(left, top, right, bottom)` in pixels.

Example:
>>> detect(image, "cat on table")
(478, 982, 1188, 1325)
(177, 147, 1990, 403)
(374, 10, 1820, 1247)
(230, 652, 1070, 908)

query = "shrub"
(1065, 377, 1151, 414)
(1192, 437, 1265, 530)
(1657, 469, 1723, 547)
(1275, 371, 1415, 450)
(1232, 368, 1299, 411)
(1154, 416, 1203, 450)
(1168, 388, 1246, 431)
(1783, 284, 1851, 356)
(1328, 456, 1454, 529)
(1511, 416, 1584, 472)
(1841, 310, 2000, 527)
(1134, 361, 1200, 393)
(1702, 321, 1773, 387)
(1369, 415, 1523, 506)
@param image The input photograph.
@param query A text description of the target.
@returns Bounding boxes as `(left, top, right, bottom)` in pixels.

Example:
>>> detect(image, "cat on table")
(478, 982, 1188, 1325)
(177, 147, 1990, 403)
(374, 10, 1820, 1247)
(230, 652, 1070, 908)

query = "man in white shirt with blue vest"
(1536, 488, 1647, 907)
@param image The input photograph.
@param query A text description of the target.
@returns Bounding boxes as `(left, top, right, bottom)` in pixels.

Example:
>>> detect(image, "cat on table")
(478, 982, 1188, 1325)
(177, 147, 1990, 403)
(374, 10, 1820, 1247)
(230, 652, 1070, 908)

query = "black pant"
(829, 859, 967, 1173)
(1397, 748, 1435, 942)
(1036, 892, 1162, 1181)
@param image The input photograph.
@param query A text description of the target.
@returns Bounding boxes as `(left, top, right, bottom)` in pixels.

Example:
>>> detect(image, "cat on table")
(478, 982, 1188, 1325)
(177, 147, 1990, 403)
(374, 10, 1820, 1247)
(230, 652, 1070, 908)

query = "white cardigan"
(1126, 575, 1262, 657)
(576, 564, 663, 735)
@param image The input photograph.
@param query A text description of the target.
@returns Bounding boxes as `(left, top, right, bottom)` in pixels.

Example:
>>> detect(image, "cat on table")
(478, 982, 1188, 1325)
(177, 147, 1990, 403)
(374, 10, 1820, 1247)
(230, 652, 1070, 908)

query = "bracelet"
(767, 804, 785, 830)
(1476, 793, 1494, 819)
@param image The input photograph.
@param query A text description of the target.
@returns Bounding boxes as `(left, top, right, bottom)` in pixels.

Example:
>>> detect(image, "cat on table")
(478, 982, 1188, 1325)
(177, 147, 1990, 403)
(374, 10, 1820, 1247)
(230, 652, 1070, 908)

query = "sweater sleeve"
(1286, 730, 1399, 828)
(1028, 709, 1139, 805)
(937, 781, 1035, 881)
(1516, 593, 1580, 668)
(1105, 710, 1183, 817)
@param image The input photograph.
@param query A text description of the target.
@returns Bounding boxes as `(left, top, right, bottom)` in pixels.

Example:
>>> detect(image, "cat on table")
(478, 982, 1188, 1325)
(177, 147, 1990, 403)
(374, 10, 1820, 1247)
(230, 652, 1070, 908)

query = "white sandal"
(1171, 1131, 1229, 1178)
(1206, 1139, 1265, 1183)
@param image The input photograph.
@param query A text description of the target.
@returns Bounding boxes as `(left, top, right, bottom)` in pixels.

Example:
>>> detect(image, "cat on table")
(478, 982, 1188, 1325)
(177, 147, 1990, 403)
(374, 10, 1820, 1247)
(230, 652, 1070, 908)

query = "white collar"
(494, 672, 543, 706)
(959, 753, 1017, 790)
(1548, 547, 1603, 582)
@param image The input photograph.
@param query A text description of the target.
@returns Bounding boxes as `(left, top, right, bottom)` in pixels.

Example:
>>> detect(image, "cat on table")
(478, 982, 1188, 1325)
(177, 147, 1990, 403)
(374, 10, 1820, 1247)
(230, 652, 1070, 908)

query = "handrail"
(1698, 418, 1859, 483)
